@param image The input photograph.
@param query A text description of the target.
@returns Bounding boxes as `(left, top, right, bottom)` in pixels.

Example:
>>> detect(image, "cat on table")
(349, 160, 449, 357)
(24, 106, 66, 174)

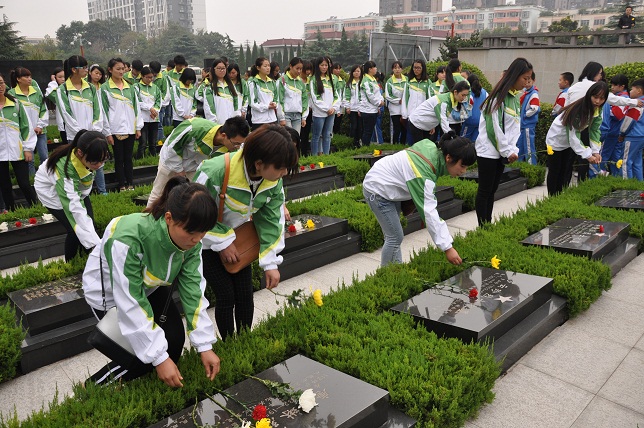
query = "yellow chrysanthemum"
(616, 159, 623, 169)
(318, 161, 324, 168)
(491, 255, 501, 269)
(373, 149, 382, 156)
(306, 219, 315, 229)
(546, 145, 554, 155)
(256, 419, 272, 428)
(313, 289, 323, 307)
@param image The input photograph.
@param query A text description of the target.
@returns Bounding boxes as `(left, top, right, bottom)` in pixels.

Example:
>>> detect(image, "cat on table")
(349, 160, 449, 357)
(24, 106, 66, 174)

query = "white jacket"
(309, 76, 341, 118)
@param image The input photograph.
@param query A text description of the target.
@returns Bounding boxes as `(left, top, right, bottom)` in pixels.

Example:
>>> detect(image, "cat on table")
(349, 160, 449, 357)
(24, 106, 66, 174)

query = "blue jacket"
(520, 86, 540, 129)
(600, 90, 629, 139)
(620, 96, 644, 140)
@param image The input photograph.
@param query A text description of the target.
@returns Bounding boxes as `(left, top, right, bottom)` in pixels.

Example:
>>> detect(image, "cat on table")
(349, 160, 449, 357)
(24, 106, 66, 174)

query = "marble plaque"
(595, 190, 644, 211)
(283, 215, 348, 254)
(390, 267, 554, 343)
(149, 354, 389, 428)
(521, 218, 630, 259)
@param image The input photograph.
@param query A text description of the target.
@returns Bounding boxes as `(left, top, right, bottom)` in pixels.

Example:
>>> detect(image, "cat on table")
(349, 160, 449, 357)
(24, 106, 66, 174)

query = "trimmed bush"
(0, 305, 24, 383)
(604, 62, 644, 85)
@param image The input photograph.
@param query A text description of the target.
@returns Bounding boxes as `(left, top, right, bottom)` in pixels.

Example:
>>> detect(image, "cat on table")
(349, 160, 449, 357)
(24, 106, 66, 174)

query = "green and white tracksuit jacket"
(402, 78, 432, 119)
(123, 70, 142, 86)
(0, 97, 36, 160)
(546, 107, 602, 158)
(438, 73, 469, 94)
(163, 67, 184, 106)
(9, 84, 49, 131)
(194, 150, 285, 271)
(309, 76, 340, 118)
(234, 80, 249, 114)
(333, 74, 346, 113)
(45, 81, 65, 132)
(171, 82, 197, 122)
(363, 140, 453, 252)
(34, 152, 99, 249)
(385, 75, 408, 116)
(409, 92, 466, 134)
(57, 78, 103, 141)
(475, 91, 521, 159)
(100, 78, 143, 136)
(248, 75, 283, 124)
(359, 74, 384, 114)
(135, 81, 162, 123)
(343, 80, 361, 111)
(159, 118, 226, 173)
(82, 213, 216, 366)
(202, 80, 242, 125)
(154, 72, 170, 107)
(277, 71, 309, 120)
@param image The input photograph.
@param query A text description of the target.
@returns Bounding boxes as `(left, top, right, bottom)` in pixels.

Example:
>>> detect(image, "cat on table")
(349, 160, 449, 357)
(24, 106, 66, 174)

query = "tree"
(238, 44, 245, 71)
(55, 21, 85, 50)
(436, 31, 483, 61)
(0, 19, 26, 60)
(24, 36, 62, 60)
(251, 41, 258, 62)
(401, 23, 413, 34)
(84, 18, 130, 49)
(194, 30, 236, 60)
(382, 17, 399, 33)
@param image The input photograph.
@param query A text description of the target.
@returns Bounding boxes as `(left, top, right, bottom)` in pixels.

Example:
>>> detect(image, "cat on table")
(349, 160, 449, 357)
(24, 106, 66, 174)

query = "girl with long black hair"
(203, 58, 241, 125)
(309, 56, 340, 155)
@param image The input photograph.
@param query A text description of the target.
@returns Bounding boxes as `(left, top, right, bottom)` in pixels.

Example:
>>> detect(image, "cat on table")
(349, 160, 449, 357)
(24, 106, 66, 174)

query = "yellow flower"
(373, 149, 382, 156)
(312, 289, 323, 307)
(616, 159, 623, 169)
(256, 419, 272, 428)
(491, 255, 501, 269)
(546, 145, 554, 155)
(306, 219, 315, 229)
(318, 161, 324, 168)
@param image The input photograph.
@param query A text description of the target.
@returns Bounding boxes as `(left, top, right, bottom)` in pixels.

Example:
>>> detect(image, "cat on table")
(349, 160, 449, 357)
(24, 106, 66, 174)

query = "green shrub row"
(0, 304, 24, 383)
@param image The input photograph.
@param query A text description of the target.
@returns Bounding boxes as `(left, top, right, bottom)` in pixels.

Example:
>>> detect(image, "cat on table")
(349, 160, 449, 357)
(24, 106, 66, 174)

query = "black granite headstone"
(282, 215, 348, 254)
(148, 354, 391, 428)
(352, 151, 398, 167)
(521, 218, 630, 260)
(391, 267, 554, 344)
(595, 190, 644, 211)
(0, 215, 65, 248)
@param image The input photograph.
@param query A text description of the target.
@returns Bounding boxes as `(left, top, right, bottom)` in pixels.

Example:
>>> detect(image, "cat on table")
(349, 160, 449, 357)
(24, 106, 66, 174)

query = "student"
(88, 64, 106, 90)
(363, 131, 474, 266)
(45, 67, 66, 144)
(0, 73, 37, 211)
(194, 125, 299, 339)
(166, 55, 187, 89)
(599, 74, 629, 176)
(278, 57, 309, 134)
(227, 63, 249, 121)
(309, 56, 340, 155)
(34, 131, 109, 261)
(517, 71, 540, 165)
(269, 61, 281, 81)
(552, 72, 574, 117)
(148, 116, 249, 207)
(475, 58, 533, 226)
(461, 73, 487, 142)
(161, 59, 176, 127)
(331, 63, 345, 135)
(248, 57, 283, 131)
(170, 67, 197, 127)
(359, 61, 385, 148)
(439, 58, 468, 94)
(385, 61, 408, 144)
(433, 66, 446, 96)
(299, 60, 314, 156)
(135, 66, 162, 159)
(408, 81, 470, 144)
(202, 58, 241, 125)
(101, 57, 143, 192)
(402, 60, 432, 145)
(618, 78, 644, 180)
(9, 66, 49, 175)
(343, 64, 362, 148)
(82, 177, 221, 387)
(124, 59, 143, 85)
(546, 81, 607, 195)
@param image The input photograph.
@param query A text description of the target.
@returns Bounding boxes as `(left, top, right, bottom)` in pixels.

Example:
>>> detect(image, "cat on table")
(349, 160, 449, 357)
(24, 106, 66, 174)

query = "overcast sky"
(2, 0, 380, 45)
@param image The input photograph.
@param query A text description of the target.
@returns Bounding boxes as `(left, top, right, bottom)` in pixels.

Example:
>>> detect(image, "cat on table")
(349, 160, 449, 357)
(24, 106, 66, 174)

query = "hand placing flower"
(491, 255, 501, 269)
(298, 389, 318, 413)
(42, 213, 55, 222)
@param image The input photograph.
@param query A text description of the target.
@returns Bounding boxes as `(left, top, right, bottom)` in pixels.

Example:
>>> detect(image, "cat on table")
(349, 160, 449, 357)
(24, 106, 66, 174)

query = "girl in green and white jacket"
(135, 66, 162, 158)
(203, 58, 242, 125)
(402, 60, 432, 144)
(359, 61, 385, 147)
(278, 57, 309, 134)
(248, 57, 283, 130)
(385, 61, 408, 144)
(170, 67, 197, 127)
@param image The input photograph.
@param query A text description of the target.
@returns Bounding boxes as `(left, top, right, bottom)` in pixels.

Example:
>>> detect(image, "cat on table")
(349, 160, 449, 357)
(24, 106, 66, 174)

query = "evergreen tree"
(259, 45, 266, 58)
(238, 44, 245, 71)
(288, 45, 294, 60)
(283, 45, 288, 63)
(0, 19, 25, 59)
(245, 44, 253, 72)
(401, 23, 413, 34)
(382, 17, 399, 33)
(251, 41, 259, 62)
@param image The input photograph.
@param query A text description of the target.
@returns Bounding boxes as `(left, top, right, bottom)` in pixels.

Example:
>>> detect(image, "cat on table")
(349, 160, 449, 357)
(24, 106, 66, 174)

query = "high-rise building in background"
(379, 0, 444, 15)
(87, 0, 207, 38)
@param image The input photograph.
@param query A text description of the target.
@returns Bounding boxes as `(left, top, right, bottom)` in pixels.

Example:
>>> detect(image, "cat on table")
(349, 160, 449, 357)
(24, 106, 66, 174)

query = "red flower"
(468, 288, 478, 299)
(252, 404, 267, 421)
(300, 165, 305, 171)
(309, 163, 315, 169)
(28, 217, 37, 225)
(598, 225, 604, 233)
(288, 224, 297, 232)
(640, 192, 644, 198)
(15, 221, 22, 228)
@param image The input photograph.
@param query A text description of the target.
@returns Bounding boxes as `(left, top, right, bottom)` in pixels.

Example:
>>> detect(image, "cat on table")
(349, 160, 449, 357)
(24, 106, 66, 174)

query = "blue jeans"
(94, 165, 107, 193)
(284, 112, 302, 134)
(28, 133, 49, 176)
(516, 127, 537, 165)
(364, 187, 403, 266)
(624, 137, 644, 180)
(600, 136, 624, 176)
(311, 115, 334, 155)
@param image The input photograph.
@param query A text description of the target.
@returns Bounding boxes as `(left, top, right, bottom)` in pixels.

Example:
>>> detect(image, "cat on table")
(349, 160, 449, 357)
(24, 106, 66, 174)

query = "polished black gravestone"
(460, 167, 528, 201)
(400, 186, 464, 235)
(0, 216, 67, 269)
(148, 354, 413, 428)
(284, 165, 345, 201)
(352, 150, 398, 167)
(595, 190, 644, 211)
(391, 267, 554, 345)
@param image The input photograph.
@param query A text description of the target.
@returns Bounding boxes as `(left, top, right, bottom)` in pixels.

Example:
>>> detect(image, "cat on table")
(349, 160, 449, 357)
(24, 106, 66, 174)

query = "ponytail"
(46, 130, 109, 178)
(436, 131, 476, 166)
(444, 58, 461, 93)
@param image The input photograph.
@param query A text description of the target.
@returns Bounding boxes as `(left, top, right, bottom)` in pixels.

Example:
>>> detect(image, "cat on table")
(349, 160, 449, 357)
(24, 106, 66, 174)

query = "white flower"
(0, 222, 7, 232)
(298, 388, 318, 413)
(42, 214, 55, 222)
(240, 421, 251, 428)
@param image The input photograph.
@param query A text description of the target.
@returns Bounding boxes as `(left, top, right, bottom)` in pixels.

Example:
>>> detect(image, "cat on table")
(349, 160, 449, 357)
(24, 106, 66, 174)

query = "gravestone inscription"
(595, 190, 644, 211)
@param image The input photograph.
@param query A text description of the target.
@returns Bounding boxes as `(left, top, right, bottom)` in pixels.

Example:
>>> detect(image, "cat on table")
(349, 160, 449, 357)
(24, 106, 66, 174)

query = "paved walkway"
(1, 185, 642, 427)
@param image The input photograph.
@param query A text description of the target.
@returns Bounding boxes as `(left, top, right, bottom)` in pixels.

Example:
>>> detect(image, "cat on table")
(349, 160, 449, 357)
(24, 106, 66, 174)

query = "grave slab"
(352, 150, 398, 167)
(521, 218, 631, 260)
(460, 166, 521, 183)
(282, 215, 348, 255)
(595, 190, 644, 211)
(149, 354, 392, 428)
(0, 235, 66, 270)
(283, 165, 338, 185)
(0, 216, 65, 248)
(390, 267, 554, 344)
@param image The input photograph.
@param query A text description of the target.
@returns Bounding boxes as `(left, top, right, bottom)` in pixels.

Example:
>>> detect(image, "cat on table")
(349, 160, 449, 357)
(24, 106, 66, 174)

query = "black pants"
(333, 113, 343, 134)
(300, 110, 312, 156)
(475, 156, 506, 226)
(48, 196, 95, 261)
(547, 148, 573, 196)
(0, 160, 37, 211)
(88, 286, 184, 386)
(408, 121, 432, 144)
(361, 112, 378, 147)
(349, 111, 362, 148)
(201, 249, 253, 340)
(112, 134, 135, 189)
(172, 120, 184, 128)
(136, 122, 159, 158)
(390, 114, 406, 144)
(576, 128, 590, 182)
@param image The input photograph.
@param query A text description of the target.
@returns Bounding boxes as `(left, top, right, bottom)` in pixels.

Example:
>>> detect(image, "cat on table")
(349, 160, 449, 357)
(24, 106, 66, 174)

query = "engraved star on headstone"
(495, 296, 513, 303)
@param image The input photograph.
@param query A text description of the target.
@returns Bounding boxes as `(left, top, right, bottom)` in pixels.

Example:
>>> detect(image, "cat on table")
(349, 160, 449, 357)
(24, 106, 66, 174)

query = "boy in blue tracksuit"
(516, 72, 540, 165)
(618, 78, 644, 181)
(599, 74, 629, 177)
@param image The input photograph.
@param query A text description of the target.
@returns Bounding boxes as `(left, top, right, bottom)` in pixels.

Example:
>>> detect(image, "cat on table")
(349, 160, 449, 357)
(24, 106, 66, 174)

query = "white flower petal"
(298, 388, 318, 413)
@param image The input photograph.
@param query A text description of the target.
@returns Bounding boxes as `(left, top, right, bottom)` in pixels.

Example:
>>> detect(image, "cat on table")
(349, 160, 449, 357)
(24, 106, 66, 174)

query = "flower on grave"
(53, 138, 60, 143)
(373, 149, 382, 156)
(640, 192, 644, 198)
(546, 145, 554, 155)
(309, 163, 316, 169)
(251, 404, 267, 421)
(318, 161, 324, 168)
(300, 165, 305, 171)
(255, 418, 272, 428)
(0, 222, 7, 232)
(598, 225, 604, 233)
(42, 213, 54, 222)
(312, 289, 323, 307)
(288, 224, 297, 233)
(468, 288, 478, 299)
(306, 219, 315, 229)
(241, 422, 252, 428)
(15, 221, 22, 228)
(491, 255, 501, 269)
(246, 375, 302, 402)
(28, 217, 37, 225)
(616, 159, 623, 169)
(298, 389, 318, 413)
(47, 139, 52, 144)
